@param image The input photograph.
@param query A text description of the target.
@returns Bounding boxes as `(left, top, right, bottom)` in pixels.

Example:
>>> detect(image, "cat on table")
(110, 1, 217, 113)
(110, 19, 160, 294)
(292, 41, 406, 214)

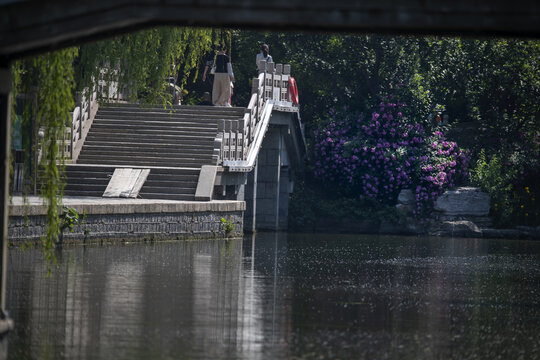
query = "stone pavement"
(9, 195, 245, 216)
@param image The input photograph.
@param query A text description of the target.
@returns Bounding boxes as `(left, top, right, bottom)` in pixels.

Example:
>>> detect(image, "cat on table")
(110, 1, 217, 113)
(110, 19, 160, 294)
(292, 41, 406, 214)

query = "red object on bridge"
(289, 77, 299, 106)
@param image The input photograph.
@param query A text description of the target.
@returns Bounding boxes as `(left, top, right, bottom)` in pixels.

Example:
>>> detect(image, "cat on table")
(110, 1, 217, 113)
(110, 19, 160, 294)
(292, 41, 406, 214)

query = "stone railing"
(219, 62, 298, 172)
(65, 67, 130, 161)
(66, 87, 98, 161)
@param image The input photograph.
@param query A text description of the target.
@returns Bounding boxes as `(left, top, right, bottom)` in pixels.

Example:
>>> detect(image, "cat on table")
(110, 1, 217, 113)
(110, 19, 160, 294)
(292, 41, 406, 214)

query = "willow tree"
(12, 27, 222, 265)
(12, 48, 78, 267)
(77, 27, 223, 103)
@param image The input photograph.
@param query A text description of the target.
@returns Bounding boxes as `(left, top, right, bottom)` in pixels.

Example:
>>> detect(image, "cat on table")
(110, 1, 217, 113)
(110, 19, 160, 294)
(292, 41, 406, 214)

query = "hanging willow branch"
(12, 27, 221, 268)
(77, 27, 218, 104)
(36, 49, 77, 265)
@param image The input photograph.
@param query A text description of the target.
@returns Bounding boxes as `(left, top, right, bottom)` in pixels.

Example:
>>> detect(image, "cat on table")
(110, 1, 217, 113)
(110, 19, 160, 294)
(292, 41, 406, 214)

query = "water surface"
(7, 233, 540, 359)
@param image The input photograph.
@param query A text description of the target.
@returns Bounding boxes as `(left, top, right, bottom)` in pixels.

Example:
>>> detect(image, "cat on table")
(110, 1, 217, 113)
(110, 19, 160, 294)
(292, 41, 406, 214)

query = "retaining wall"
(9, 197, 245, 243)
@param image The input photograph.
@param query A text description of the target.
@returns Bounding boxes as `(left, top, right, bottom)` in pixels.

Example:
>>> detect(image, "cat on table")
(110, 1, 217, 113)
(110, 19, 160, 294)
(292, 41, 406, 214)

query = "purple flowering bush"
(412, 131, 470, 216)
(313, 100, 470, 218)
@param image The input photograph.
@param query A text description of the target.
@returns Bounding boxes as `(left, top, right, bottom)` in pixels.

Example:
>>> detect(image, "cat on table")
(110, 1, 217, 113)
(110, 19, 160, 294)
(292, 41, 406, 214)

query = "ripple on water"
(6, 234, 540, 360)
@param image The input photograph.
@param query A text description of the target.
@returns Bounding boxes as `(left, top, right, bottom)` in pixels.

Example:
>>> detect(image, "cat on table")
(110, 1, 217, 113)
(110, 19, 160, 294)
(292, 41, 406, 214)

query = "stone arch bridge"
(58, 62, 306, 232)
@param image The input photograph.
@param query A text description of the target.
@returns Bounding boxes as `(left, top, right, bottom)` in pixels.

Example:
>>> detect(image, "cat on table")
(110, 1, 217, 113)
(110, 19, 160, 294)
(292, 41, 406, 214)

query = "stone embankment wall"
(9, 198, 245, 243)
(311, 187, 539, 239)
(398, 187, 540, 239)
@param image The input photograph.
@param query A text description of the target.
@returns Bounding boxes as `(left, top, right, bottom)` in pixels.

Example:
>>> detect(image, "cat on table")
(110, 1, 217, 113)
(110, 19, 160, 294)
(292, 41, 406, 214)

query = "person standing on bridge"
(202, 44, 216, 86)
(256, 44, 273, 74)
(212, 44, 235, 107)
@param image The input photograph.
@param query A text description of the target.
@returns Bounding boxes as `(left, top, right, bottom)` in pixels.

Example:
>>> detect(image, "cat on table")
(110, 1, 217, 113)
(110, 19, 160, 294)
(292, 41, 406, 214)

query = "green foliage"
(220, 217, 235, 235)
(230, 32, 538, 228)
(12, 28, 220, 264)
(77, 27, 223, 104)
(38, 49, 78, 263)
(471, 150, 539, 227)
(288, 178, 401, 231)
(9, 29, 539, 242)
(13, 49, 78, 265)
(60, 206, 86, 233)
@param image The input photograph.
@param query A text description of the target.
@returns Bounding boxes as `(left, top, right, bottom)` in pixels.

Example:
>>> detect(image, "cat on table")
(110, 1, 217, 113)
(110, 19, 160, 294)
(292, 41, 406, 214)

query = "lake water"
(6, 233, 540, 359)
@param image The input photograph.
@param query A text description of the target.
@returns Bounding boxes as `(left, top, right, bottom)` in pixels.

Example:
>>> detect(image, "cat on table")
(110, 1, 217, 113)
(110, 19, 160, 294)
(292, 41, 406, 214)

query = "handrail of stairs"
(68, 86, 98, 162)
(219, 62, 298, 172)
(67, 67, 130, 162)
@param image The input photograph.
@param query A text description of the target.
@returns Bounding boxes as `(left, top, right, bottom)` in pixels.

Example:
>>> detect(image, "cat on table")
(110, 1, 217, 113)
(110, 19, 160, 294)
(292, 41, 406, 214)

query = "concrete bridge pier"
(244, 127, 290, 232)
(243, 110, 304, 233)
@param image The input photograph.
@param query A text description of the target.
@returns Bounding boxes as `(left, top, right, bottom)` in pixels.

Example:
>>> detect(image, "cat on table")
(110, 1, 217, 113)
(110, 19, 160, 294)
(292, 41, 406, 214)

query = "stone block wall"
(9, 211, 243, 243)
(9, 199, 245, 243)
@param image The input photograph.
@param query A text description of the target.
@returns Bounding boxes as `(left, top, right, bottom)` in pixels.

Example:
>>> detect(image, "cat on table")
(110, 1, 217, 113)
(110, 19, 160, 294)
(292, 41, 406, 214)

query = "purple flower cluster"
(412, 131, 470, 216)
(313, 100, 470, 217)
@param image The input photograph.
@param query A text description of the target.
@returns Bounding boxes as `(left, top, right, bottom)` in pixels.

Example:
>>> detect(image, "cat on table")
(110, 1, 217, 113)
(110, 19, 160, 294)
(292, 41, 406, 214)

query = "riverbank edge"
(8, 196, 245, 243)
(310, 218, 540, 240)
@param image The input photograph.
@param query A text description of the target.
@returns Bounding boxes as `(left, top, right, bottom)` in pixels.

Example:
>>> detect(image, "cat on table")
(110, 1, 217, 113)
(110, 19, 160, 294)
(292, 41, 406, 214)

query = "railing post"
(224, 120, 231, 161)
(266, 62, 274, 100)
(73, 91, 82, 159)
(217, 119, 225, 161)
(276, 64, 283, 101)
(252, 77, 260, 126)
(283, 64, 291, 103)
(230, 120, 237, 160)
(70, 113, 74, 160)
(237, 119, 244, 160)
(244, 110, 251, 160)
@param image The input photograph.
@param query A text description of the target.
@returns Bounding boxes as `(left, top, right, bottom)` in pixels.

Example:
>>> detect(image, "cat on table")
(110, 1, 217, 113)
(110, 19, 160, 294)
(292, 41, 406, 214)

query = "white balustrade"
(219, 62, 298, 171)
(67, 87, 97, 159)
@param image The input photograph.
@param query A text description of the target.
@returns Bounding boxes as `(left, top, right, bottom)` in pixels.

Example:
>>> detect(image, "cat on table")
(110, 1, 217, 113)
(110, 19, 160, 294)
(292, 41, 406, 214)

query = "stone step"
(66, 103, 237, 201)
(61, 164, 200, 200)
(63, 174, 199, 186)
(63, 190, 106, 197)
(91, 120, 219, 131)
(64, 177, 110, 185)
(95, 112, 240, 122)
(99, 107, 245, 116)
(64, 183, 108, 192)
(137, 192, 195, 201)
(65, 164, 201, 175)
(81, 142, 215, 151)
(94, 115, 219, 128)
(62, 190, 197, 200)
(80, 149, 214, 159)
(85, 133, 217, 143)
(140, 180, 197, 188)
(78, 153, 212, 162)
(100, 104, 245, 115)
(77, 158, 214, 167)
(88, 127, 217, 137)
(63, 167, 112, 175)
(64, 172, 199, 184)
(79, 149, 213, 158)
(82, 141, 215, 150)
(139, 185, 197, 193)
(63, 167, 201, 178)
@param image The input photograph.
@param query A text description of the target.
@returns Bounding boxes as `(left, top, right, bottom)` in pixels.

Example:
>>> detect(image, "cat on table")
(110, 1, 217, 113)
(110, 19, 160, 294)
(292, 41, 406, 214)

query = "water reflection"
(7, 234, 540, 359)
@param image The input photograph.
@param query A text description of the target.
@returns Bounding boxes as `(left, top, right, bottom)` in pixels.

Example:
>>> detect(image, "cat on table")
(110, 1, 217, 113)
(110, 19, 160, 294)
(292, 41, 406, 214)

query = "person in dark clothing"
(212, 44, 234, 106)
(202, 46, 216, 86)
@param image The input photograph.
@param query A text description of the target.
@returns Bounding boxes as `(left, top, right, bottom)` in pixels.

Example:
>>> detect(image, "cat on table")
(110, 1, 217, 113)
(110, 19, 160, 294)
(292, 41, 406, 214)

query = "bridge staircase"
(63, 104, 245, 200)
(60, 60, 305, 231)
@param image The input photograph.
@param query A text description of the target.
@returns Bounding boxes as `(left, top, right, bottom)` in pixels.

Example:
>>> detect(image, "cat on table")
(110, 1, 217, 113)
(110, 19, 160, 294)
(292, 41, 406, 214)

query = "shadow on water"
(6, 233, 540, 359)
